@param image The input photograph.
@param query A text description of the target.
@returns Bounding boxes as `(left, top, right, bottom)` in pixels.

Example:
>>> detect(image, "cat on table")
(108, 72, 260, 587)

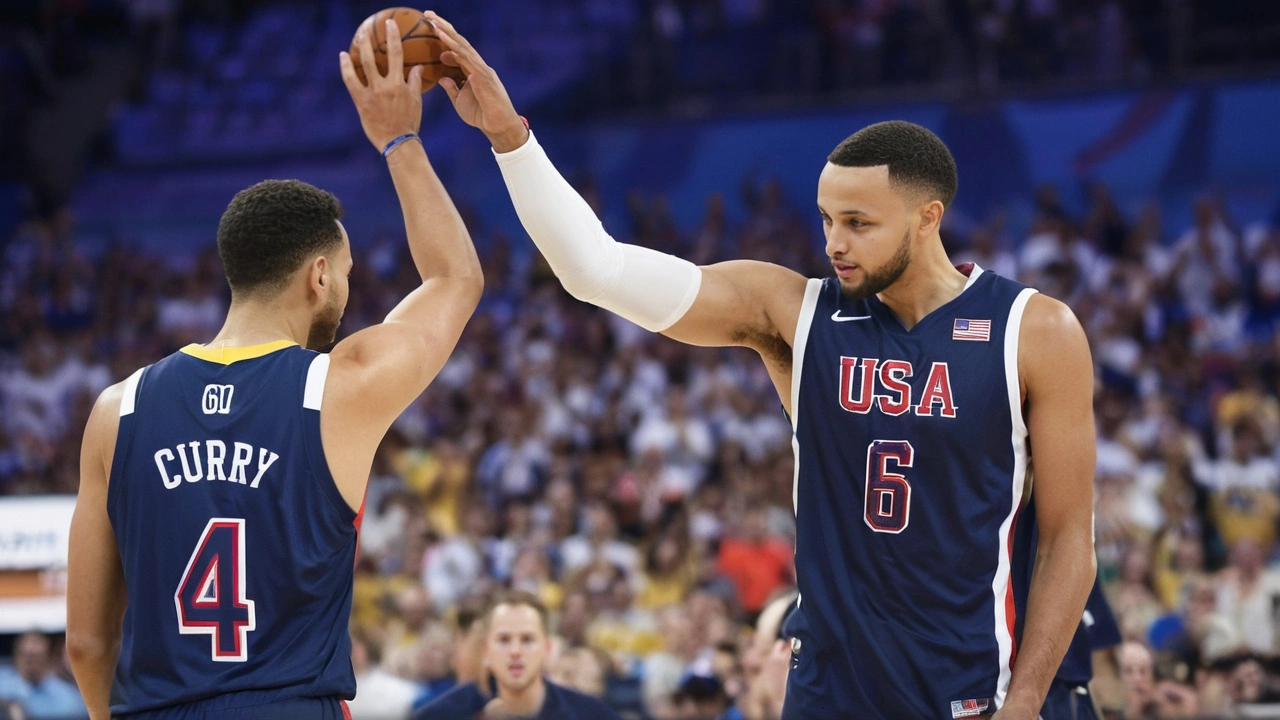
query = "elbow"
(66, 630, 118, 665)
(459, 272, 484, 312)
(1036, 524, 1096, 572)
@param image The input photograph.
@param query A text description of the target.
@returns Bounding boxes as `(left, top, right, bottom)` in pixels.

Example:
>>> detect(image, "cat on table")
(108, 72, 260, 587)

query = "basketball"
(349, 7, 465, 91)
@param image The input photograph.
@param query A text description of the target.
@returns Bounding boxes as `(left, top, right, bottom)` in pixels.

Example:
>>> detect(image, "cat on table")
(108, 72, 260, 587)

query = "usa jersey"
(784, 266, 1038, 719)
(106, 341, 358, 715)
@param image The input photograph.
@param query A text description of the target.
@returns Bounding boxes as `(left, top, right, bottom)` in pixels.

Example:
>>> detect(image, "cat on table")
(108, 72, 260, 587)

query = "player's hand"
(424, 11, 529, 153)
(339, 18, 423, 152)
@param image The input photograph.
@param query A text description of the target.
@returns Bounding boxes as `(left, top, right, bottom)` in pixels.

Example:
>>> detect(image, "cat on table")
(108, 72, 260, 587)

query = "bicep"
(327, 279, 480, 433)
(662, 260, 808, 352)
(1022, 295, 1096, 541)
(67, 390, 127, 646)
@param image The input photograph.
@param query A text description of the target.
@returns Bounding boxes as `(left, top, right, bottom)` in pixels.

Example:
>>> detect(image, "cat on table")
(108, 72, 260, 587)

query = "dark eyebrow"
(817, 205, 872, 217)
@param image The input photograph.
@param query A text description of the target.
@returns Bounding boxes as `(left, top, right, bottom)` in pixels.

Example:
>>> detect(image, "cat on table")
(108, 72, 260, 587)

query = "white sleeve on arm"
(493, 132, 702, 333)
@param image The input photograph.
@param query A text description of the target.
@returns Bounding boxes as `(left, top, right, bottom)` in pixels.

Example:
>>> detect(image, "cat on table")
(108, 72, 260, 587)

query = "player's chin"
(837, 276, 870, 299)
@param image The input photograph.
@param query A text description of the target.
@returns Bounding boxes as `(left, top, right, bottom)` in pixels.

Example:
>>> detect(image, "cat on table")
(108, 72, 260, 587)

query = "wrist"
(486, 116, 530, 154)
(381, 133, 421, 159)
(996, 698, 1039, 719)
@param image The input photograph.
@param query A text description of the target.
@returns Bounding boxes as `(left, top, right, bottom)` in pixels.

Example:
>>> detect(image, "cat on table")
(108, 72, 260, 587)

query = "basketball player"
(1040, 577, 1121, 720)
(65, 18, 483, 720)
(427, 12, 1097, 719)
(413, 591, 621, 720)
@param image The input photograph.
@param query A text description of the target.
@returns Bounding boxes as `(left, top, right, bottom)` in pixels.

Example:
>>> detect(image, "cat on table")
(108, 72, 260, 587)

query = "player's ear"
(311, 255, 329, 293)
(918, 199, 944, 236)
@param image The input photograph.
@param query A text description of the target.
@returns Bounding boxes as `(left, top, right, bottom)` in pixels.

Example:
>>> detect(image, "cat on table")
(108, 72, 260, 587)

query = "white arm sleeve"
(493, 132, 702, 333)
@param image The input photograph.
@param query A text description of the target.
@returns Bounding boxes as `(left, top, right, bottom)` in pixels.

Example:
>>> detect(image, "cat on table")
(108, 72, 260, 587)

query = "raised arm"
(67, 383, 128, 720)
(426, 12, 808, 358)
(997, 294, 1097, 719)
(323, 18, 483, 507)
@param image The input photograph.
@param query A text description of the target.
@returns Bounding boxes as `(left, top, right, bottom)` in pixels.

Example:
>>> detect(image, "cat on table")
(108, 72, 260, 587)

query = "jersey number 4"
(174, 518, 257, 661)
(864, 440, 914, 534)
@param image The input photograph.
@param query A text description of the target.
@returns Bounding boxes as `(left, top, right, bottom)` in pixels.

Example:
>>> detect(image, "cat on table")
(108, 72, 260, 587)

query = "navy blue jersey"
(412, 680, 620, 720)
(784, 266, 1039, 719)
(106, 341, 358, 715)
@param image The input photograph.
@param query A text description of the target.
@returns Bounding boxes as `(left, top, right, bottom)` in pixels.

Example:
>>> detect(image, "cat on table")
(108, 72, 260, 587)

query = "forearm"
(492, 132, 701, 331)
(1002, 535, 1096, 716)
(67, 638, 120, 720)
(385, 141, 482, 285)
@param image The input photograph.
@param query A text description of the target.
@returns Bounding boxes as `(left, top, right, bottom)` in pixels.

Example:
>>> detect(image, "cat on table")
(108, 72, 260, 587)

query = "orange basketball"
(349, 7, 466, 92)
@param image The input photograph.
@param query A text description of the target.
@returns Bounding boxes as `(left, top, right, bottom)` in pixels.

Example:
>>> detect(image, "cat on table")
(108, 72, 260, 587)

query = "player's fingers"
(384, 18, 403, 84)
(439, 49, 463, 68)
(425, 12, 483, 69)
(338, 51, 364, 96)
(408, 64, 423, 96)
(438, 76, 460, 102)
(355, 24, 379, 82)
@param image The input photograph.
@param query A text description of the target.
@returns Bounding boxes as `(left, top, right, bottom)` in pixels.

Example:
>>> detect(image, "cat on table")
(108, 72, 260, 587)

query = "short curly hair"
(828, 121, 958, 208)
(216, 179, 345, 296)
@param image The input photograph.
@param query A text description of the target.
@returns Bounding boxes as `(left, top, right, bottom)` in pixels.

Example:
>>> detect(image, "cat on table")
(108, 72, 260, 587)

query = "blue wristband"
(381, 133, 420, 158)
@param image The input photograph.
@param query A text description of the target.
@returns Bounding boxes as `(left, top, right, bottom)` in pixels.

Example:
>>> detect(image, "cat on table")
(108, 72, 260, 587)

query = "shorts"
(115, 689, 351, 720)
(1038, 681, 1098, 720)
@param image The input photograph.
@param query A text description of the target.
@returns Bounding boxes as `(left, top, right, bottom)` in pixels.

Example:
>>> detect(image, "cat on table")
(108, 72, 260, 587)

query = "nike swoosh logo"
(831, 311, 872, 322)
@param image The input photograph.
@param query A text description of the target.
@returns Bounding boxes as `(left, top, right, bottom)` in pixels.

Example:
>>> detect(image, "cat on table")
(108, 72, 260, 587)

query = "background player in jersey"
(413, 591, 621, 720)
(426, 12, 1097, 719)
(64, 16, 484, 720)
(1042, 577, 1122, 720)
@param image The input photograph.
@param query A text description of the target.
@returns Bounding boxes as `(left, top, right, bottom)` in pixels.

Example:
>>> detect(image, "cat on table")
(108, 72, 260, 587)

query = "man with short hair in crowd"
(414, 590, 621, 719)
(0, 631, 86, 719)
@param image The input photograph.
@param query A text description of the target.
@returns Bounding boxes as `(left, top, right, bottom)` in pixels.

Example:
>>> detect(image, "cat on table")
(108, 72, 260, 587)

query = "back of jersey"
(106, 341, 357, 715)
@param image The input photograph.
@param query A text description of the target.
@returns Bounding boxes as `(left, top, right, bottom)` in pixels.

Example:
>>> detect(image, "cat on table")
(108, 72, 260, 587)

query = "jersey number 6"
(174, 518, 257, 662)
(864, 440, 914, 534)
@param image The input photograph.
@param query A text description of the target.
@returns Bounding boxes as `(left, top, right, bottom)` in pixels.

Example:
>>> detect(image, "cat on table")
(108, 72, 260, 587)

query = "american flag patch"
(950, 698, 990, 718)
(952, 318, 991, 342)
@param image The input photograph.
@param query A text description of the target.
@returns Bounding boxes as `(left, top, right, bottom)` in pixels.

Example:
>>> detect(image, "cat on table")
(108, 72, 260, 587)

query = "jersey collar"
(180, 339, 298, 365)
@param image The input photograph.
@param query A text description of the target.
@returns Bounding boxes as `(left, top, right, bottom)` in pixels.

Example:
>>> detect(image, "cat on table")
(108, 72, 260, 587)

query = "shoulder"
(410, 683, 482, 720)
(1019, 290, 1083, 331)
(1016, 294, 1092, 396)
(83, 376, 133, 463)
(93, 377, 131, 418)
(544, 681, 620, 718)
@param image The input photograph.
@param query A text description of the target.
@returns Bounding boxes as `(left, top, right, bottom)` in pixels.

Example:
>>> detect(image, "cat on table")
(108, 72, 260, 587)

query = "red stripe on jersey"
(352, 489, 368, 568)
(1005, 505, 1022, 666)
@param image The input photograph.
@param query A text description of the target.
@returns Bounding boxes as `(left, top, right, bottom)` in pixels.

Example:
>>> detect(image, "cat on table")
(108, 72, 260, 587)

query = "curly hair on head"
(828, 121, 958, 209)
(216, 179, 345, 297)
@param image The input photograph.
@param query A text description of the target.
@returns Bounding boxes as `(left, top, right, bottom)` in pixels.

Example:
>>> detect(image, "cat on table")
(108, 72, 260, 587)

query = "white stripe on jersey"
(790, 278, 823, 512)
(992, 286, 1038, 708)
(303, 354, 331, 411)
(120, 367, 147, 417)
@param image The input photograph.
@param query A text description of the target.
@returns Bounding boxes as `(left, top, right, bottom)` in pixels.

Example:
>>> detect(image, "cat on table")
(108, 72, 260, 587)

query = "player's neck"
(875, 243, 969, 330)
(497, 677, 547, 717)
(208, 299, 310, 349)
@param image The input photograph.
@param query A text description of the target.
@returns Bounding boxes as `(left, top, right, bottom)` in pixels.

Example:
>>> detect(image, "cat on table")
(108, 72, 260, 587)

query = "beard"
(838, 228, 912, 301)
(306, 293, 342, 350)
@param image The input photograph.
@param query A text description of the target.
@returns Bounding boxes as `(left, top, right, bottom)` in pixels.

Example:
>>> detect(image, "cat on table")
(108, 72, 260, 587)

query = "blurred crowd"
(3, 2, 1280, 720)
(3, 0, 1280, 209)
(2, 169, 1280, 719)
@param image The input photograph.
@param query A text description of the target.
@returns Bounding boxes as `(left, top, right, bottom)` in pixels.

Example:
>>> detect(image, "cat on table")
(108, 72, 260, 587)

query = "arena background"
(2, 1, 1280, 718)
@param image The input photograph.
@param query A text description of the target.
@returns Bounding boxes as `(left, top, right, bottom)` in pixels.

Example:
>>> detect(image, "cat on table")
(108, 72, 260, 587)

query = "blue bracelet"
(381, 133, 420, 158)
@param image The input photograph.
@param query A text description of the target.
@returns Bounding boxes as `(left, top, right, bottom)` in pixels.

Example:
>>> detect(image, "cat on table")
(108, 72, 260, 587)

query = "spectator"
(715, 506, 793, 617)
(0, 632, 86, 720)
(423, 504, 488, 615)
(560, 501, 641, 576)
(548, 646, 611, 698)
(347, 630, 420, 720)
(410, 625, 459, 708)
(1214, 539, 1280, 655)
